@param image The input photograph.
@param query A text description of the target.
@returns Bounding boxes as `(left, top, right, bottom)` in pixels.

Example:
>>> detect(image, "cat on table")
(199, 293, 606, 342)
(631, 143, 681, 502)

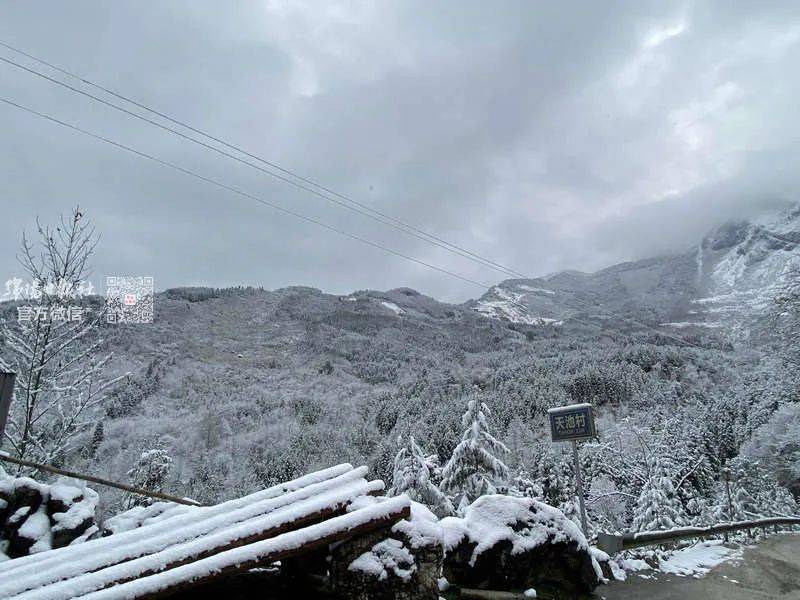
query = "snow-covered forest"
(2, 207, 798, 539)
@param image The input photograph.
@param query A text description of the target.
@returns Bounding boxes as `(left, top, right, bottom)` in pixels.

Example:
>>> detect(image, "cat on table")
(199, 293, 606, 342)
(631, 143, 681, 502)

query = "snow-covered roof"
(0, 463, 410, 600)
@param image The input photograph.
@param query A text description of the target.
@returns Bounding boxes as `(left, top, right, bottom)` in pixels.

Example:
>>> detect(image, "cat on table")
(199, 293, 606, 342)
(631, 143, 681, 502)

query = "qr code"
(106, 276, 154, 324)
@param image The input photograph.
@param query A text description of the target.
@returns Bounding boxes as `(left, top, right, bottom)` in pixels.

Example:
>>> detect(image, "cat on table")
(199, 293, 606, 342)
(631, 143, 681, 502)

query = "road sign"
(547, 402, 595, 442)
(547, 402, 596, 537)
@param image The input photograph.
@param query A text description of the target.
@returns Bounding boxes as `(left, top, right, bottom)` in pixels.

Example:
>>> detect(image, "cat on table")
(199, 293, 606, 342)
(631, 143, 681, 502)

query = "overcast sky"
(2, 1, 799, 301)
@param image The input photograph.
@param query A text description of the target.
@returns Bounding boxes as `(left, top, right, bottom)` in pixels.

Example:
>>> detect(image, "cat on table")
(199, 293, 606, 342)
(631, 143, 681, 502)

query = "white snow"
(64, 497, 411, 600)
(349, 537, 416, 582)
(439, 495, 586, 566)
(103, 502, 193, 535)
(660, 321, 724, 329)
(0, 464, 360, 597)
(347, 497, 443, 550)
(18, 507, 52, 554)
(516, 285, 555, 296)
(391, 501, 443, 550)
(381, 301, 404, 315)
(7, 478, 385, 599)
(547, 402, 592, 415)
(474, 286, 562, 326)
(658, 540, 742, 577)
(50, 484, 99, 534)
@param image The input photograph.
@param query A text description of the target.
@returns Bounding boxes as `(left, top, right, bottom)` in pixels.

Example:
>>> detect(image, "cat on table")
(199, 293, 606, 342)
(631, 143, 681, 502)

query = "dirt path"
(597, 533, 800, 600)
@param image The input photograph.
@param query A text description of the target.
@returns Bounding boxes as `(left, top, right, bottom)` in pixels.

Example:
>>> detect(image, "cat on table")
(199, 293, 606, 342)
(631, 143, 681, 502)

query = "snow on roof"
(1, 467, 374, 599)
(0, 463, 354, 580)
(103, 502, 192, 536)
(439, 495, 587, 566)
(346, 496, 443, 550)
(71, 497, 411, 600)
(13, 478, 385, 600)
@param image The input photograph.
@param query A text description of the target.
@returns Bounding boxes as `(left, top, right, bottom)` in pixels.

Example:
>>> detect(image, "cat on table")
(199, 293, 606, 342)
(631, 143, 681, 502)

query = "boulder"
(440, 495, 600, 597)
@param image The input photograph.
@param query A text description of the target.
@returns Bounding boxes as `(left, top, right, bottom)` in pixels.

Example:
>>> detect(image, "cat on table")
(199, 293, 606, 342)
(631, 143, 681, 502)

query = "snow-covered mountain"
(6, 206, 795, 509)
(471, 204, 800, 337)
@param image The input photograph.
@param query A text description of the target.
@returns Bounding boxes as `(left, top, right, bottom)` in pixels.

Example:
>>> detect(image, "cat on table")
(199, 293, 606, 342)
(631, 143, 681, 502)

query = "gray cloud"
(1, 1, 799, 301)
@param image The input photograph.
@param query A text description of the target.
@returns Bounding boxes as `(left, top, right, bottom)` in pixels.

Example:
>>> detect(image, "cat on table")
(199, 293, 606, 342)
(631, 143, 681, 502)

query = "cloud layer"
(1, 1, 799, 300)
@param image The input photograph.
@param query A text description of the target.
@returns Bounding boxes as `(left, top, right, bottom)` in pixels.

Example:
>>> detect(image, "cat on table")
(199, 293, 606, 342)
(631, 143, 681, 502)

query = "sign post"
(547, 403, 596, 536)
(0, 371, 15, 449)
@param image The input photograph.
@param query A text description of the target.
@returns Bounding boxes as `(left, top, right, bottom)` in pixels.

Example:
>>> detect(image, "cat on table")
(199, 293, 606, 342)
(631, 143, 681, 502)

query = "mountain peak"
(472, 204, 800, 336)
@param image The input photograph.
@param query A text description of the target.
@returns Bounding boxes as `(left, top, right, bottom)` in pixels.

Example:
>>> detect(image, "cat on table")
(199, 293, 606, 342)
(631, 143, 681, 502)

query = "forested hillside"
(2, 210, 798, 534)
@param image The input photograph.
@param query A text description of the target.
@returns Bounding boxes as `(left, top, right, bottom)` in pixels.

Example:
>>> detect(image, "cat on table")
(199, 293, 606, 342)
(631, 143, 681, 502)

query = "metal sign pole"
(572, 439, 588, 536)
(548, 403, 595, 537)
(0, 371, 16, 449)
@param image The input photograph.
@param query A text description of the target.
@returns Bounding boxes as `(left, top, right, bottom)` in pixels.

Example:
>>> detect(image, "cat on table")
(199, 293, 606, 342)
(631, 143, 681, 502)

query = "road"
(597, 533, 800, 600)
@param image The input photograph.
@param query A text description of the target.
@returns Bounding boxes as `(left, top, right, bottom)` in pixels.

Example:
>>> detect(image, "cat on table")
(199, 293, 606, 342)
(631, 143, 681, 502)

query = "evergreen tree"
(441, 396, 509, 511)
(388, 435, 453, 517)
(126, 448, 173, 508)
(82, 422, 104, 459)
(633, 457, 686, 531)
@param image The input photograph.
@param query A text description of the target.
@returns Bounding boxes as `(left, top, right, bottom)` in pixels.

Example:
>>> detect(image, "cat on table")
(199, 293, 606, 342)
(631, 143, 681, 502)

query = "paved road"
(597, 534, 800, 600)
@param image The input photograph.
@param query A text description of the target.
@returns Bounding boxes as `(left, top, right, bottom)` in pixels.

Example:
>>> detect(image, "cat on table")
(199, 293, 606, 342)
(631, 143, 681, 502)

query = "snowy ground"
(601, 533, 800, 600)
(621, 539, 743, 579)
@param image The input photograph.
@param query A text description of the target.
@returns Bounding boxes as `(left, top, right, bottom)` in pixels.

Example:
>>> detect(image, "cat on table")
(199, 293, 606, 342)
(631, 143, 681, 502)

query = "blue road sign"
(548, 403, 595, 442)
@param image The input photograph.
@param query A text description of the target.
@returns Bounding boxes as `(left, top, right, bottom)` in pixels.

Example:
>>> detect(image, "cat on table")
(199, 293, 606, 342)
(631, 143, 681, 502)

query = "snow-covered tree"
(388, 435, 453, 517)
(1, 208, 124, 470)
(712, 459, 798, 521)
(633, 457, 686, 532)
(441, 395, 509, 511)
(126, 448, 173, 508)
(741, 403, 800, 499)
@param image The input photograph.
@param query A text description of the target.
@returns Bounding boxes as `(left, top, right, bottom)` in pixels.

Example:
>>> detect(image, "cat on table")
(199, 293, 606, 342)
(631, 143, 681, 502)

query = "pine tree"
(389, 436, 453, 517)
(87, 422, 104, 459)
(441, 396, 509, 511)
(125, 448, 173, 508)
(632, 457, 686, 532)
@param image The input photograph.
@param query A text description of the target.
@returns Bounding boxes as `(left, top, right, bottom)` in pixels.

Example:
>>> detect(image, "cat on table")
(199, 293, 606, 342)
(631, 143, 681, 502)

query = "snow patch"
(474, 286, 562, 326)
(380, 301, 404, 315)
(658, 540, 742, 577)
(349, 537, 416, 582)
(516, 285, 555, 296)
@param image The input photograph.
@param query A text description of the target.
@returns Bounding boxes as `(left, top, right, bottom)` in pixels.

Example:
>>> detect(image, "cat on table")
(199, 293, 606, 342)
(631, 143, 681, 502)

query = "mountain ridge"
(471, 204, 800, 337)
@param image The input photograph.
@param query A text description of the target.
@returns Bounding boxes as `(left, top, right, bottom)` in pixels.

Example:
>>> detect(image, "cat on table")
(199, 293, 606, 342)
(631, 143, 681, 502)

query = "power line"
(0, 42, 528, 280)
(0, 59, 702, 350)
(0, 96, 494, 292)
(0, 95, 701, 349)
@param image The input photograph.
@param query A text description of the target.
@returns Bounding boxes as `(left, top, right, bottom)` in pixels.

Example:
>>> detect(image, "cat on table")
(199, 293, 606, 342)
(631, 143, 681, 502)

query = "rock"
(440, 495, 600, 597)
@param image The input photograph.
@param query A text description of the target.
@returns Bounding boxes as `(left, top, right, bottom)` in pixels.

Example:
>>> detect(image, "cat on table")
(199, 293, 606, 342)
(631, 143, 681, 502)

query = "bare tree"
(1, 207, 124, 470)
